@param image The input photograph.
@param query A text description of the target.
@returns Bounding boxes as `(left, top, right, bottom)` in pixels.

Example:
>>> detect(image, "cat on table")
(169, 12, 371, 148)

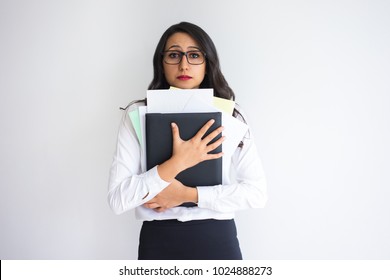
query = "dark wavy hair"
(148, 21, 235, 101)
(120, 22, 246, 146)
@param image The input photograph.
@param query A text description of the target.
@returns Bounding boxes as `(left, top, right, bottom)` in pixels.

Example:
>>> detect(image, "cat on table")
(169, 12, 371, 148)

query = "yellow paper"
(213, 97, 235, 115)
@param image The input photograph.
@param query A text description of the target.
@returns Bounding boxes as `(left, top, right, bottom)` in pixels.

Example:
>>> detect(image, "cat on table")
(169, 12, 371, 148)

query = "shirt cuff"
(145, 166, 171, 195)
(196, 186, 217, 210)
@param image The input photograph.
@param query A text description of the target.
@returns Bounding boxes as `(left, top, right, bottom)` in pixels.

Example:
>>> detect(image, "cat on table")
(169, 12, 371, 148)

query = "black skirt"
(138, 219, 242, 260)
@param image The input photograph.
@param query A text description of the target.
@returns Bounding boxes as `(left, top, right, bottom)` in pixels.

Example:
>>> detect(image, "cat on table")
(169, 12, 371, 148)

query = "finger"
(193, 119, 215, 140)
(171, 122, 182, 142)
(154, 207, 166, 213)
(206, 135, 225, 153)
(144, 202, 160, 209)
(202, 126, 224, 145)
(144, 197, 156, 204)
(204, 151, 224, 160)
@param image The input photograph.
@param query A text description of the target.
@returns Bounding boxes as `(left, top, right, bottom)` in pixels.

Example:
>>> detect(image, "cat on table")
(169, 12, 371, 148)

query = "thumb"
(171, 122, 181, 142)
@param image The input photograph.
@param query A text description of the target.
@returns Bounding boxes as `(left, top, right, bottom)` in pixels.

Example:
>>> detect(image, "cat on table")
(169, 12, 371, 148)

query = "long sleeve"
(108, 107, 170, 215)
(196, 120, 268, 213)
(108, 103, 267, 222)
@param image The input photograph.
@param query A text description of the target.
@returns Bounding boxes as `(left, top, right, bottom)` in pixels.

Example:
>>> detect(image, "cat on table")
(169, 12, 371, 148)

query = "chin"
(174, 84, 200, 90)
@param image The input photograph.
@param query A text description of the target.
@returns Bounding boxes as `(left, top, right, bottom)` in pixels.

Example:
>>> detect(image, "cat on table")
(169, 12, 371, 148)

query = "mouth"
(177, 75, 192, 81)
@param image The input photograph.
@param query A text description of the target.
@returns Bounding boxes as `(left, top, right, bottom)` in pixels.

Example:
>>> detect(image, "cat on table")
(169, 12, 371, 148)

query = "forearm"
(196, 179, 267, 212)
(197, 129, 268, 212)
(183, 185, 198, 204)
(144, 179, 198, 211)
(108, 166, 170, 214)
(156, 157, 184, 182)
(108, 108, 171, 214)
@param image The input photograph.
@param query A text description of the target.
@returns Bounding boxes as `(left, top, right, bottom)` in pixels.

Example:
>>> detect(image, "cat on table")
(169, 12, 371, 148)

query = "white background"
(1, 0, 389, 259)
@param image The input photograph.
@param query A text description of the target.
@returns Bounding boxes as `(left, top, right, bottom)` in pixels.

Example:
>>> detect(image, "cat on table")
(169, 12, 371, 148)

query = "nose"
(179, 54, 190, 70)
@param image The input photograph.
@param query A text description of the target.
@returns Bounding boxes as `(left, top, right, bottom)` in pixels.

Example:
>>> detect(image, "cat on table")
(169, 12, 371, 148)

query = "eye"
(168, 51, 181, 58)
(188, 51, 201, 59)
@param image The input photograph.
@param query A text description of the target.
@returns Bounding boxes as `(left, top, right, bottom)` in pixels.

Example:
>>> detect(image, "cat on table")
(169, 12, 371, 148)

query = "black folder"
(146, 112, 222, 206)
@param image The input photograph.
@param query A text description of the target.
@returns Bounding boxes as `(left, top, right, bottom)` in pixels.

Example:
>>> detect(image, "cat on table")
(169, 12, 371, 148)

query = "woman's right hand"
(157, 119, 225, 182)
(171, 119, 224, 169)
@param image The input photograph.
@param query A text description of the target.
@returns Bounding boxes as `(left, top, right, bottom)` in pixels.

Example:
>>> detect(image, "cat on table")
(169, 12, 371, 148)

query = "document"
(146, 89, 214, 113)
(145, 112, 222, 207)
(182, 99, 248, 165)
(130, 89, 248, 178)
(128, 108, 142, 146)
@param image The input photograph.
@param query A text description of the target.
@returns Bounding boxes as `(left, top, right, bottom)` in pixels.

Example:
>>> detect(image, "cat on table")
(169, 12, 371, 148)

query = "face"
(163, 32, 206, 89)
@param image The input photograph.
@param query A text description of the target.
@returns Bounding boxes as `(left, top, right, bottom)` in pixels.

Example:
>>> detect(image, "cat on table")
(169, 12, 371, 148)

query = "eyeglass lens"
(163, 51, 205, 65)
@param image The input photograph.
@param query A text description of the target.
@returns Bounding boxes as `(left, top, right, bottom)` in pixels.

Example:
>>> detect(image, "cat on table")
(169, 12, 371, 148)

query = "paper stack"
(129, 88, 249, 174)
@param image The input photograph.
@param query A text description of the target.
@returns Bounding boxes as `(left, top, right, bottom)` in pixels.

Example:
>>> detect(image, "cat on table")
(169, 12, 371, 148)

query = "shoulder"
(121, 99, 147, 113)
(233, 102, 248, 124)
(118, 99, 146, 132)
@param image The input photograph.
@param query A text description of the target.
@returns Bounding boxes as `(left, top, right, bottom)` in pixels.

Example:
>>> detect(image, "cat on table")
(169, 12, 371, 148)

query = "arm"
(143, 179, 198, 212)
(107, 109, 171, 215)
(144, 112, 267, 213)
(145, 130, 267, 213)
(143, 120, 225, 211)
(108, 109, 225, 214)
(196, 127, 268, 213)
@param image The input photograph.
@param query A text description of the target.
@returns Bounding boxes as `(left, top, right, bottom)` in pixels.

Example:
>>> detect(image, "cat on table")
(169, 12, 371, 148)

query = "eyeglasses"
(161, 50, 206, 65)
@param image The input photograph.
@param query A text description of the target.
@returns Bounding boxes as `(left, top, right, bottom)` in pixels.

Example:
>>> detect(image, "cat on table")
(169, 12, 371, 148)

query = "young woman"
(108, 22, 267, 260)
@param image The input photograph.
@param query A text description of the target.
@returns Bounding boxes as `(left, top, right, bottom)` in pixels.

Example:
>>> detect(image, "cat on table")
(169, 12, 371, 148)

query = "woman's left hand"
(143, 179, 198, 212)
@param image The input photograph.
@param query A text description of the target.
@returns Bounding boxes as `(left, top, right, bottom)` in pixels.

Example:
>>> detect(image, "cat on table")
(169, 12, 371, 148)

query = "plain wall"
(1, 0, 389, 259)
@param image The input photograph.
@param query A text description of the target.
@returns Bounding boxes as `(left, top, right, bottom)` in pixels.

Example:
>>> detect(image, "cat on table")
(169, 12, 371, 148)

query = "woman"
(108, 22, 267, 260)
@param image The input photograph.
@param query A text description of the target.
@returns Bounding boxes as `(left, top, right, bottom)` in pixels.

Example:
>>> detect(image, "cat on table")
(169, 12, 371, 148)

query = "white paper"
(182, 94, 219, 113)
(138, 106, 147, 172)
(146, 89, 214, 113)
(182, 99, 249, 164)
(144, 88, 248, 174)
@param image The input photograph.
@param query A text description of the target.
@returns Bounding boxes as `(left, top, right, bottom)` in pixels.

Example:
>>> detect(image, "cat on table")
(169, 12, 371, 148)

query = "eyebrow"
(167, 45, 201, 51)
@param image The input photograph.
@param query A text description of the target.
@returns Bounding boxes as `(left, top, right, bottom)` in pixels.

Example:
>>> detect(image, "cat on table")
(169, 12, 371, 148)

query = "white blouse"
(108, 102, 267, 222)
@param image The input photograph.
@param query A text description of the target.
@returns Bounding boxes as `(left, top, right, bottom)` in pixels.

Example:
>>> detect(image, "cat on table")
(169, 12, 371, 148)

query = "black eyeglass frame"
(161, 50, 207, 65)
